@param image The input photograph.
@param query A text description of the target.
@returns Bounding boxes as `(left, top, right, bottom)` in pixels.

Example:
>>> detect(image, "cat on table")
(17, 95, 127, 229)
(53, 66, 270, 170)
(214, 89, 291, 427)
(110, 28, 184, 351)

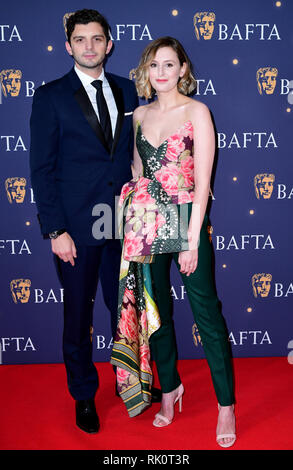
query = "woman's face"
(148, 46, 186, 94)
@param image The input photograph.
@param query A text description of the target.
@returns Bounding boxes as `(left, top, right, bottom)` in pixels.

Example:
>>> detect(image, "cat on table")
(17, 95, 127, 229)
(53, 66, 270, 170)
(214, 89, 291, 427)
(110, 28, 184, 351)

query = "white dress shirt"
(74, 65, 118, 137)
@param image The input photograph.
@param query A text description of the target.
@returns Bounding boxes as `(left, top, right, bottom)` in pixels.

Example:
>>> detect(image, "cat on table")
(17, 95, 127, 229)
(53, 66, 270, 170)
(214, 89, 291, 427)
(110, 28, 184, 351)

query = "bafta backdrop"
(0, 0, 292, 365)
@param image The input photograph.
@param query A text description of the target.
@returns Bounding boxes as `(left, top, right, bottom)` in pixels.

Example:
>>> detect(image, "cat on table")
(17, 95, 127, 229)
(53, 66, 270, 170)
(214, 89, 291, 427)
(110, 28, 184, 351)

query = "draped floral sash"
(110, 179, 193, 417)
(110, 120, 195, 417)
(110, 182, 161, 417)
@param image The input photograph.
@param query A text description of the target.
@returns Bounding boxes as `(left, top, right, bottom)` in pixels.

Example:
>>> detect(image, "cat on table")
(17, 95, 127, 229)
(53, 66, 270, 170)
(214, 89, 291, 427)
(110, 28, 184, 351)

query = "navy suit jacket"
(30, 67, 138, 245)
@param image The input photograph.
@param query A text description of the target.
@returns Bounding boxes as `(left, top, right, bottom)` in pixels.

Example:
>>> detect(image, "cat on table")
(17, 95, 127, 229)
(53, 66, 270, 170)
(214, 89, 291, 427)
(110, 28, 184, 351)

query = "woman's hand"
(178, 249, 198, 277)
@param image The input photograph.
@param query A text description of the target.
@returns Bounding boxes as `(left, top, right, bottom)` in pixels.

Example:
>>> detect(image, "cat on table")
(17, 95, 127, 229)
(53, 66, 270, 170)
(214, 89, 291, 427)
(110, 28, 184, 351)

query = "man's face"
(65, 22, 112, 73)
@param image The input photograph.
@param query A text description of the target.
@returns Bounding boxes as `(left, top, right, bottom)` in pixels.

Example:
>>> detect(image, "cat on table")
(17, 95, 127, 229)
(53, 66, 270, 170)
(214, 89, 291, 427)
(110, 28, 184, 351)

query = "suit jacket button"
(108, 181, 113, 186)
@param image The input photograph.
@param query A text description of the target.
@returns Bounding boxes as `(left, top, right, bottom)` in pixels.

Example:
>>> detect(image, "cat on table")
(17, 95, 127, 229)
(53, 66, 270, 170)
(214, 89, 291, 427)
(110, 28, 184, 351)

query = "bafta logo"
(252, 273, 272, 298)
(256, 67, 278, 95)
(63, 12, 74, 36)
(192, 323, 202, 347)
(5, 177, 26, 204)
(10, 279, 31, 304)
(254, 174, 275, 199)
(0, 69, 22, 97)
(129, 68, 136, 81)
(193, 12, 216, 40)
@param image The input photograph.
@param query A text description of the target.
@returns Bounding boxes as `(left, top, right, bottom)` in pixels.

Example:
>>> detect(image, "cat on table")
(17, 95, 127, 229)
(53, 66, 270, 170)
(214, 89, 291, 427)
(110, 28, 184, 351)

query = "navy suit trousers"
(54, 239, 121, 401)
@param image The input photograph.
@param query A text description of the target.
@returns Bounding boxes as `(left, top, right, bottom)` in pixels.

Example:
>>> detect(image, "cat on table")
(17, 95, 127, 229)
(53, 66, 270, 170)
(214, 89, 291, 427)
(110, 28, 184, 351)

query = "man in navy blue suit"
(30, 9, 160, 434)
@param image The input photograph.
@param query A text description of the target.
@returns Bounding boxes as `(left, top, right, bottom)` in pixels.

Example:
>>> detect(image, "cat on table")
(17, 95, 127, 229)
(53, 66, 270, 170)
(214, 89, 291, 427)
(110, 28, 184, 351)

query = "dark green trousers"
(150, 211, 235, 406)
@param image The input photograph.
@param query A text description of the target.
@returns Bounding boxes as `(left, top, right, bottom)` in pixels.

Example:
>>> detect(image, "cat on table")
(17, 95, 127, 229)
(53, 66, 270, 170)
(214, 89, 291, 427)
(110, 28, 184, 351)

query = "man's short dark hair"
(66, 9, 111, 44)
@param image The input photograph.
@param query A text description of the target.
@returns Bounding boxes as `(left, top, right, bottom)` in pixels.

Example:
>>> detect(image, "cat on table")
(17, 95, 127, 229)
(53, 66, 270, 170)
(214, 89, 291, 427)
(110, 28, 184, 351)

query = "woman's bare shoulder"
(133, 104, 152, 123)
(186, 98, 212, 128)
(188, 97, 210, 116)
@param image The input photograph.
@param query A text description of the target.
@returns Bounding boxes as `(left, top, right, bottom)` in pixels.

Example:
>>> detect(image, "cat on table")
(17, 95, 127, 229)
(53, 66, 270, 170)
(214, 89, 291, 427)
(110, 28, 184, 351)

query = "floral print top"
(119, 120, 195, 261)
(137, 119, 195, 204)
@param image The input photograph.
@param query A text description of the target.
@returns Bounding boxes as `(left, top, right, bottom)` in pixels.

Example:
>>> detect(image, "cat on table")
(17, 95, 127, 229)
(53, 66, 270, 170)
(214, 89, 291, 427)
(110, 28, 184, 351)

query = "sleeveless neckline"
(137, 120, 193, 150)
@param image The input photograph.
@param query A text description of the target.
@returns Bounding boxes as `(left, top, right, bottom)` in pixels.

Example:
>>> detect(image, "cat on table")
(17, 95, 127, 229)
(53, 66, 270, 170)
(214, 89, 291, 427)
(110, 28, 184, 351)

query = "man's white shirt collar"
(73, 65, 117, 134)
(74, 66, 107, 88)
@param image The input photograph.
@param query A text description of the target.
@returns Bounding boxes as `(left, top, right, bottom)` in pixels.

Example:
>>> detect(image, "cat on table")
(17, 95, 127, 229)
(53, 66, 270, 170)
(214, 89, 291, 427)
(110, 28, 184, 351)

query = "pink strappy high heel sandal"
(153, 384, 184, 427)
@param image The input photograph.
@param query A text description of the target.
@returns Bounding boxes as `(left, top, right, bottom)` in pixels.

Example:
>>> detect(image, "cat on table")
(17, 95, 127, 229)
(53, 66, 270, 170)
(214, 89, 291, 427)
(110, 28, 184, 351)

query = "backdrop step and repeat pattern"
(1, 1, 292, 365)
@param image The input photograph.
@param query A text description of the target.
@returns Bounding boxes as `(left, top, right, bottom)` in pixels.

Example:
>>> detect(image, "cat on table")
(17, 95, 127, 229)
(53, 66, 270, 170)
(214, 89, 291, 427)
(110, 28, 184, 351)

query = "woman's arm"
(131, 107, 144, 179)
(179, 101, 215, 276)
(189, 101, 215, 250)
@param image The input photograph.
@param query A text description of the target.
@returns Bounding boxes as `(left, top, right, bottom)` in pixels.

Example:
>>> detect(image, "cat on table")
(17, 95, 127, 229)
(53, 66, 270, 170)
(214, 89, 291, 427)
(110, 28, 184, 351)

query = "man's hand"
(51, 232, 77, 266)
(178, 249, 198, 277)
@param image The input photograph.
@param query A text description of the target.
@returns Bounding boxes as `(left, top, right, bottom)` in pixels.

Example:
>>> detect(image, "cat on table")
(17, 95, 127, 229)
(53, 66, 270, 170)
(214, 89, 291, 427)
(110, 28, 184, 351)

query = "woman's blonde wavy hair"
(135, 36, 197, 100)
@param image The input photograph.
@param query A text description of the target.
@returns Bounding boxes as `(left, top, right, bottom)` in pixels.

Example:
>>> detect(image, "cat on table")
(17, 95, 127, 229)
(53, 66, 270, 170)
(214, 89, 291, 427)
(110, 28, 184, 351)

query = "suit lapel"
(67, 68, 125, 156)
(67, 68, 110, 153)
(74, 85, 110, 152)
(106, 73, 125, 156)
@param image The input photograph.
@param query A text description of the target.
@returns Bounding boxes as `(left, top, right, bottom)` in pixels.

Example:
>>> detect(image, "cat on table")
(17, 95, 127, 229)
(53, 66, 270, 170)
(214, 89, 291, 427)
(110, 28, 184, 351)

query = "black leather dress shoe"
(75, 399, 100, 434)
(115, 385, 162, 403)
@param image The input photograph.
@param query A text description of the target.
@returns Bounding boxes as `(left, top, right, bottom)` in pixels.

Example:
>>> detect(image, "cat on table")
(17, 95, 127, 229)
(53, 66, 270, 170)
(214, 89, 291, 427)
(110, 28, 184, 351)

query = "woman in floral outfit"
(112, 37, 236, 448)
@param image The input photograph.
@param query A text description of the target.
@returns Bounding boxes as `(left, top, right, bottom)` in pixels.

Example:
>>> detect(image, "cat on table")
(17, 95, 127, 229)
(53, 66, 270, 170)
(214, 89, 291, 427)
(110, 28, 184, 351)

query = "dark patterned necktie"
(91, 79, 113, 149)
